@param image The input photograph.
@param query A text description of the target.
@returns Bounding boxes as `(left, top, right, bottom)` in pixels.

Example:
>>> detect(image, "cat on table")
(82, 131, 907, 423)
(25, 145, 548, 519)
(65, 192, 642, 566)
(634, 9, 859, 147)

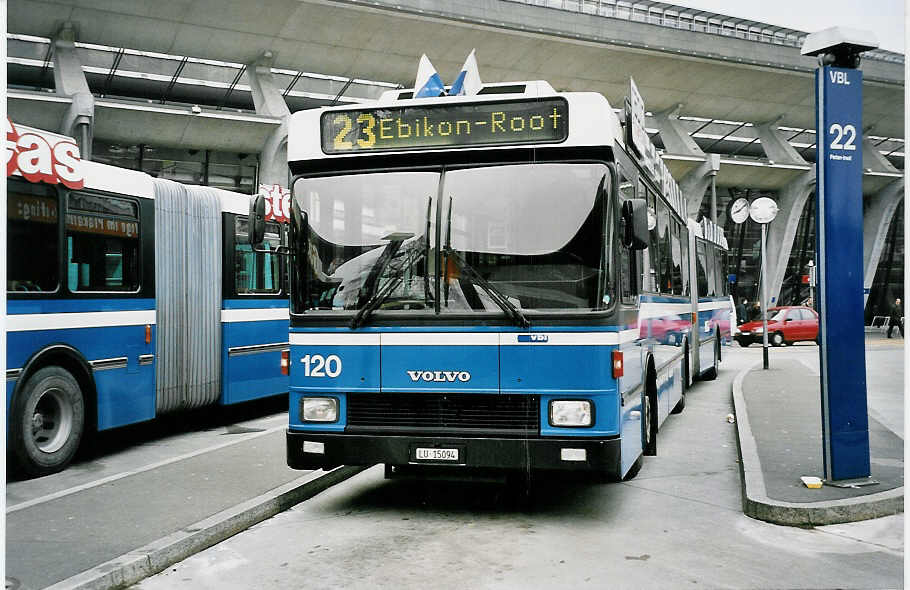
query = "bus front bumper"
(286, 430, 621, 474)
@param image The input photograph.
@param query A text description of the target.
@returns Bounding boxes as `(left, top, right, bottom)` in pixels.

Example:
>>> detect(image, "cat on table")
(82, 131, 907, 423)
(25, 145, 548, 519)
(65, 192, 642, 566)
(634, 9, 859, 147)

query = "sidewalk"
(731, 355, 904, 526)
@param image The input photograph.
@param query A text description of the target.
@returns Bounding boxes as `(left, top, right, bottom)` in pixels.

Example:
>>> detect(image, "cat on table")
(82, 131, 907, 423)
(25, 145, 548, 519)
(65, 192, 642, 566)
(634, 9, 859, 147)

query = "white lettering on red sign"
(6, 118, 85, 189)
(260, 183, 290, 223)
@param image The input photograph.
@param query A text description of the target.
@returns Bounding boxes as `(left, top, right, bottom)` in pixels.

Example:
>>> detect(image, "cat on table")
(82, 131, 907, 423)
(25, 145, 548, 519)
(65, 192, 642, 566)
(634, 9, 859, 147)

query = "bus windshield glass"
(294, 162, 611, 316)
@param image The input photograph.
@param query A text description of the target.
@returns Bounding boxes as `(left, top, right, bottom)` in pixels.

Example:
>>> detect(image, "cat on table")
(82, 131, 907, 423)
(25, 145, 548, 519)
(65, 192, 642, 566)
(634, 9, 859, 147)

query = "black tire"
(671, 391, 686, 414)
(623, 456, 643, 481)
(771, 332, 785, 347)
(672, 351, 687, 414)
(9, 366, 85, 477)
(701, 339, 719, 381)
(642, 387, 658, 456)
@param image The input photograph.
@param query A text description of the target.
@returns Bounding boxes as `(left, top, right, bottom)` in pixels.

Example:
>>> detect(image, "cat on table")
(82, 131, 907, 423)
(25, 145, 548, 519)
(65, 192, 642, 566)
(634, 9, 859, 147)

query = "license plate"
(415, 447, 459, 461)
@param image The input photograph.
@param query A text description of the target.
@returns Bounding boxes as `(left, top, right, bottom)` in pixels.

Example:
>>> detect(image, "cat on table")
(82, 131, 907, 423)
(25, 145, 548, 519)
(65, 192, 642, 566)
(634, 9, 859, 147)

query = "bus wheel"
(10, 367, 85, 477)
(672, 346, 689, 414)
(623, 456, 643, 481)
(642, 389, 658, 456)
(701, 339, 719, 381)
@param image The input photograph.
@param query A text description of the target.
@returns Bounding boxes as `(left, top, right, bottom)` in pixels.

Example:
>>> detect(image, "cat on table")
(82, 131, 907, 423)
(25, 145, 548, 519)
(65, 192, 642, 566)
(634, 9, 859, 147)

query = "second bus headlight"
(302, 397, 338, 422)
(549, 400, 593, 427)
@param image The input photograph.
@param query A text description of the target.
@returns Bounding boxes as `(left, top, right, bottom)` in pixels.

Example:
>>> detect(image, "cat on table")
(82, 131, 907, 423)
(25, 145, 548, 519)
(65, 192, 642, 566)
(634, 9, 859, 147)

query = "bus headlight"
(301, 397, 338, 422)
(549, 400, 593, 427)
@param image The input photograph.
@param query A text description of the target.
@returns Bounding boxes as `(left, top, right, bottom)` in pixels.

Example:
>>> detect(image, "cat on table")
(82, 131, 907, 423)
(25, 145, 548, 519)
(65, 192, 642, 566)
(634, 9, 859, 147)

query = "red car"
(736, 306, 819, 347)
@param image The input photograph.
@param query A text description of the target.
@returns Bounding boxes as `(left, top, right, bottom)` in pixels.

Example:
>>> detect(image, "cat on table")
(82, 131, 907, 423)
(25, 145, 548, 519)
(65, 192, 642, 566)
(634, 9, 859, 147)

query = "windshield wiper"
(443, 247, 530, 329)
(354, 232, 413, 310)
(349, 246, 423, 329)
(350, 272, 404, 329)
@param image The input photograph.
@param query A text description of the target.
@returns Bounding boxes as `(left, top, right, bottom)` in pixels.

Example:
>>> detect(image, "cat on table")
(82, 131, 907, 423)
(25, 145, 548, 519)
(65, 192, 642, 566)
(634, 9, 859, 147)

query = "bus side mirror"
(622, 198, 649, 250)
(248, 194, 266, 246)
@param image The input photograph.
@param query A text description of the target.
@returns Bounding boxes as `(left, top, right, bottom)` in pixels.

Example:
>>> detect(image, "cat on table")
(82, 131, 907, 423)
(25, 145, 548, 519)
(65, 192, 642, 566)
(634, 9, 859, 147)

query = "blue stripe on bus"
(222, 298, 290, 310)
(7, 298, 155, 314)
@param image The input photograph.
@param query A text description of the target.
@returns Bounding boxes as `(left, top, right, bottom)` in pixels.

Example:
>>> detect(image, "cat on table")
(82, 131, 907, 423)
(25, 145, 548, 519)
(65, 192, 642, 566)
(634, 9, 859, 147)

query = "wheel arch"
(14, 344, 98, 434)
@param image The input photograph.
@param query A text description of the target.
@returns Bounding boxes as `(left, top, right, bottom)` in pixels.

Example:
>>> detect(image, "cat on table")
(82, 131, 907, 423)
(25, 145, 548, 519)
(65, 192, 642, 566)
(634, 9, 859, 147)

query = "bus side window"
(695, 240, 709, 297)
(713, 247, 725, 296)
(66, 192, 141, 292)
(645, 189, 660, 292)
(7, 181, 60, 293)
(656, 199, 672, 294)
(235, 217, 282, 295)
(704, 241, 716, 297)
(618, 173, 636, 303)
(679, 220, 690, 296)
(670, 218, 683, 295)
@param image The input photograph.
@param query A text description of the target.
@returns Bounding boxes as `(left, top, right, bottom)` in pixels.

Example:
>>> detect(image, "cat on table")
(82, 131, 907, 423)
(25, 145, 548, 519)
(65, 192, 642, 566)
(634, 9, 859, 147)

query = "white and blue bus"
(6, 120, 289, 476)
(261, 76, 731, 481)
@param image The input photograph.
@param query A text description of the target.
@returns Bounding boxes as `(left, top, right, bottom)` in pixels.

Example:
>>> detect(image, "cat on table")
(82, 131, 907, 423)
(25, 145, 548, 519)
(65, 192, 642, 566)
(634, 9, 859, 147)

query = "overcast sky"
(669, 0, 906, 53)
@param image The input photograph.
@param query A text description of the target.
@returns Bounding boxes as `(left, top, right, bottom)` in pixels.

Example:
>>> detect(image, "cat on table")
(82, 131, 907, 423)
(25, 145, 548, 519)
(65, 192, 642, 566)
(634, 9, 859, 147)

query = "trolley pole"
(802, 28, 877, 482)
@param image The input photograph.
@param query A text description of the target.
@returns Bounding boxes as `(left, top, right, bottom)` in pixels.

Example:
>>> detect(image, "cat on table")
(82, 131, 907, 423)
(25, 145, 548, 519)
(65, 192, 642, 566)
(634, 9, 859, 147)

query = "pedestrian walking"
(736, 298, 747, 325)
(887, 297, 903, 338)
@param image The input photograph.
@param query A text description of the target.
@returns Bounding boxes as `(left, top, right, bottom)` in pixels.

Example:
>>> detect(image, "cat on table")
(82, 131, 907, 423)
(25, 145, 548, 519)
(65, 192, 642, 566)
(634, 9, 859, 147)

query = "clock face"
(749, 197, 779, 224)
(730, 197, 750, 224)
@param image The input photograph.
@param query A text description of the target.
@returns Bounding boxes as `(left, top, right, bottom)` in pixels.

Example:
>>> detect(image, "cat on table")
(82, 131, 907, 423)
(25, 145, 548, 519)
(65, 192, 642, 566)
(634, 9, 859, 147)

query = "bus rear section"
(6, 121, 288, 476)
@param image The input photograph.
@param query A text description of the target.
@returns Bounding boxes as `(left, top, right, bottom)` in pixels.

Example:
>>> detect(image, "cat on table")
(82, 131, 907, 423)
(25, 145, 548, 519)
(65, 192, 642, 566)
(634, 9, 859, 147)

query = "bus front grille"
(346, 393, 540, 436)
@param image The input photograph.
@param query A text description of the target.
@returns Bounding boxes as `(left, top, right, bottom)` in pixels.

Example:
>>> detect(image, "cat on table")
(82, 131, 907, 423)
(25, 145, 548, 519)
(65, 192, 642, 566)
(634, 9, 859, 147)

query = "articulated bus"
(6, 121, 289, 476)
(264, 78, 731, 481)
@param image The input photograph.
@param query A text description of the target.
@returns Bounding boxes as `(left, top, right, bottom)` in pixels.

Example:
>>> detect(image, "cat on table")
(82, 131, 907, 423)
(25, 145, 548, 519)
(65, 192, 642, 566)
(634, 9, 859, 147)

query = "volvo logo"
(406, 370, 471, 383)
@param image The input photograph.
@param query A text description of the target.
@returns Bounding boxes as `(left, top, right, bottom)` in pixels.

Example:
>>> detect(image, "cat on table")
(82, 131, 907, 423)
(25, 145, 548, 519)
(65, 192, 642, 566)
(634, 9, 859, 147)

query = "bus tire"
(672, 345, 689, 414)
(671, 390, 686, 414)
(623, 456, 643, 481)
(642, 386, 658, 457)
(701, 339, 719, 381)
(10, 366, 85, 477)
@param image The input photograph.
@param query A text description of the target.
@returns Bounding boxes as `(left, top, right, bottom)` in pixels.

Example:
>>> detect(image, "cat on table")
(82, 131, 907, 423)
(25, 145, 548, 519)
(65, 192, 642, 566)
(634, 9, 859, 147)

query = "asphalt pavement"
(6, 422, 363, 590)
(732, 334, 904, 526)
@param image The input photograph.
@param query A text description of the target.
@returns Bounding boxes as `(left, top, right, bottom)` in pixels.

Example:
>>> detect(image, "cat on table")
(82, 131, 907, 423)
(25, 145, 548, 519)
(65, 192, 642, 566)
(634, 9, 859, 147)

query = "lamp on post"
(729, 195, 778, 369)
(749, 197, 779, 370)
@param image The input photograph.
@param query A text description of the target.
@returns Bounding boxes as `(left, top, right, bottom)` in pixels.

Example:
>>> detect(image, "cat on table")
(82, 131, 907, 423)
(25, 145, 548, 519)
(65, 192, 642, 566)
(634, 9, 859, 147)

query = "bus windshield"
(294, 162, 611, 317)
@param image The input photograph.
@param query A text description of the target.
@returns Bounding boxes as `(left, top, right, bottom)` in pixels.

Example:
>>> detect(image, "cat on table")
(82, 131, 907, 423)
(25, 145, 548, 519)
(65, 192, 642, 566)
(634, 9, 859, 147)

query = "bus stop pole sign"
(816, 64, 871, 481)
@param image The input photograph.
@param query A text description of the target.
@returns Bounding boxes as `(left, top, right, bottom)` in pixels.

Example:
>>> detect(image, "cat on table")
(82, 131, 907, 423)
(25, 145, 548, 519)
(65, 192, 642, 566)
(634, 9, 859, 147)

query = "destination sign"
(321, 98, 568, 154)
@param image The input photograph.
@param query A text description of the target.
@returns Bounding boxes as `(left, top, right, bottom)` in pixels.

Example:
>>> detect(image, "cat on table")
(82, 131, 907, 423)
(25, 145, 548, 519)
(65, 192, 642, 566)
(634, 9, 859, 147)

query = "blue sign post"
(815, 64, 870, 481)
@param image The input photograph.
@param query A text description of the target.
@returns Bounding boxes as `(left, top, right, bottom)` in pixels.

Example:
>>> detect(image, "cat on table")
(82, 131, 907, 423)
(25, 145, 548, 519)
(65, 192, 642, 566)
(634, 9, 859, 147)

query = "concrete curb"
(731, 364, 903, 527)
(44, 465, 367, 590)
